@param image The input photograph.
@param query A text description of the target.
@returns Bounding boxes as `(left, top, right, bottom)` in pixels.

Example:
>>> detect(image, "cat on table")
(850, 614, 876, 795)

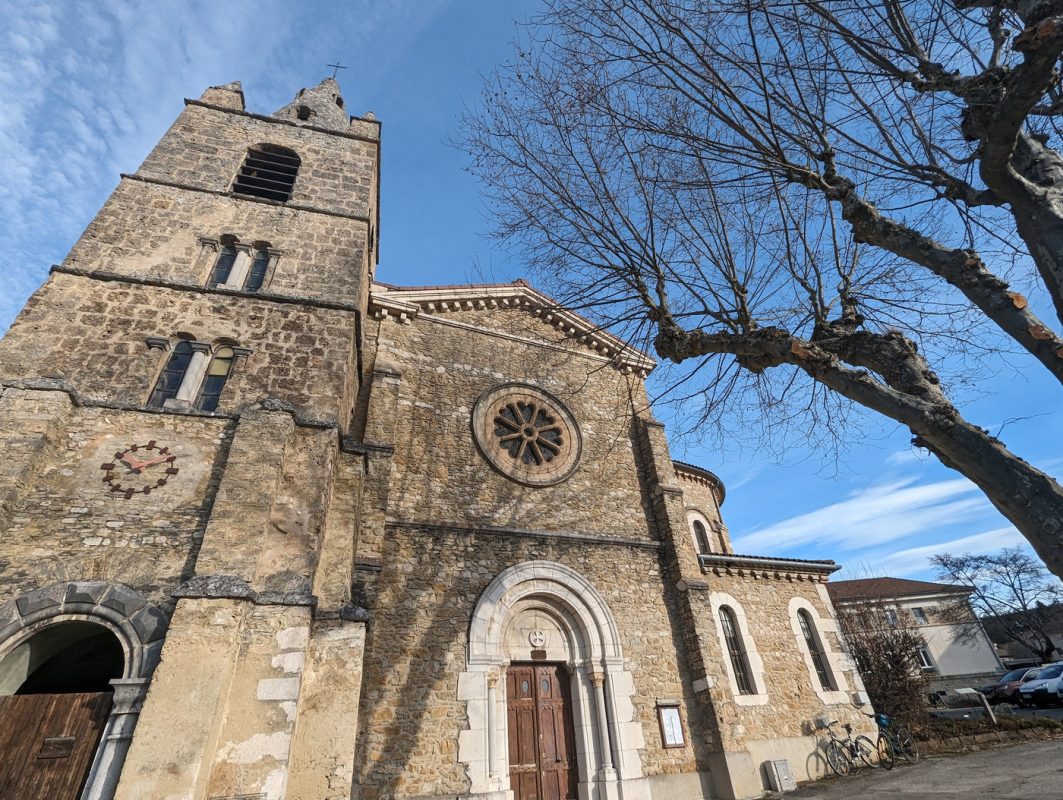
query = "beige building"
(0, 78, 872, 800)
(827, 578, 1004, 692)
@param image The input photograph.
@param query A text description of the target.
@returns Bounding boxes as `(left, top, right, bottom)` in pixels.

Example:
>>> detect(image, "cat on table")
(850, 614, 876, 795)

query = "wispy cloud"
(732, 476, 987, 554)
(870, 527, 1027, 577)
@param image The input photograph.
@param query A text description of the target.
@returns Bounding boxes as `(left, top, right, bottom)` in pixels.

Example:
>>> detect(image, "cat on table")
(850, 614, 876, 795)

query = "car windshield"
(1000, 668, 1031, 682)
(1035, 665, 1063, 679)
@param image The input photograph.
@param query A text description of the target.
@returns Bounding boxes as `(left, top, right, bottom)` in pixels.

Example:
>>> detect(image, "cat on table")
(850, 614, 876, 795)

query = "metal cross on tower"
(327, 63, 348, 79)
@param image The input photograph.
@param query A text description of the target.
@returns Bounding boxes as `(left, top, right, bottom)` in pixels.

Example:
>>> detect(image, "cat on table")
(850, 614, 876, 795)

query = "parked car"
(980, 667, 1041, 705)
(1017, 664, 1063, 707)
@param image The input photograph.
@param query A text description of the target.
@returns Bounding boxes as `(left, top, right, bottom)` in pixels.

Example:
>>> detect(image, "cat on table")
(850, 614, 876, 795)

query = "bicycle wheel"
(876, 733, 894, 770)
(824, 739, 851, 776)
(854, 735, 879, 769)
(894, 727, 920, 763)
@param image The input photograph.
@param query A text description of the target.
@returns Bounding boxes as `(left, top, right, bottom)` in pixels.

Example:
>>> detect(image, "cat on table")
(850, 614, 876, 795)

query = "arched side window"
(719, 606, 754, 695)
(147, 339, 246, 412)
(798, 609, 836, 691)
(692, 520, 711, 555)
(233, 144, 300, 202)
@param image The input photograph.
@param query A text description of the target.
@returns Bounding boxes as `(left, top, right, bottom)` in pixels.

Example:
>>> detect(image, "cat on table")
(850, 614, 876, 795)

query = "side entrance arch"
(0, 582, 167, 800)
(458, 561, 649, 800)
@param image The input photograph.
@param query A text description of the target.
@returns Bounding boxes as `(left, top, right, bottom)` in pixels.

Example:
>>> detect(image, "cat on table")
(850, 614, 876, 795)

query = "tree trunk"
(914, 419, 1063, 580)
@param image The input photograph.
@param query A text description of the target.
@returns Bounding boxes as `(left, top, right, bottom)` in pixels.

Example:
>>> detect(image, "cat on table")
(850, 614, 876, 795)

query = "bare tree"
(463, 0, 1063, 575)
(835, 597, 931, 721)
(932, 547, 1063, 662)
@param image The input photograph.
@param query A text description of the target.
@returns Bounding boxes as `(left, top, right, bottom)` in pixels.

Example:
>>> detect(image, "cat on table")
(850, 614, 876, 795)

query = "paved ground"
(785, 739, 1063, 799)
(931, 705, 1063, 722)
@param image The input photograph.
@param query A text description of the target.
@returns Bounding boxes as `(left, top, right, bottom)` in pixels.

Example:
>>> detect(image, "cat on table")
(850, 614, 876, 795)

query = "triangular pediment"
(369, 280, 655, 377)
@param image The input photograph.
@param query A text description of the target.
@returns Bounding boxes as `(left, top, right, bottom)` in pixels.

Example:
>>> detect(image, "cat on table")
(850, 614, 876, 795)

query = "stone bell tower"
(0, 78, 380, 799)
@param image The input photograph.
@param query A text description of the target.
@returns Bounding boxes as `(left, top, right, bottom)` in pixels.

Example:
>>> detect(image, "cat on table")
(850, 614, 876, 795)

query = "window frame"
(146, 338, 249, 413)
(719, 605, 755, 695)
(911, 606, 929, 625)
(916, 645, 936, 671)
(199, 236, 280, 293)
(797, 609, 836, 692)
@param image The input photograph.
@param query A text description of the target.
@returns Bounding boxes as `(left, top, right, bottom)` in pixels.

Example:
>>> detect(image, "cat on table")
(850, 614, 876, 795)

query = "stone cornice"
(673, 461, 726, 506)
(50, 265, 361, 314)
(698, 553, 840, 581)
(370, 282, 655, 377)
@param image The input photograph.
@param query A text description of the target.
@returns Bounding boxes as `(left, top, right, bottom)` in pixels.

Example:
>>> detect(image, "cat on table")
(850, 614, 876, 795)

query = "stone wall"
(0, 396, 229, 610)
(364, 309, 656, 539)
(687, 572, 873, 792)
(0, 273, 359, 426)
(355, 526, 707, 800)
(64, 179, 369, 309)
(138, 102, 378, 221)
(676, 468, 732, 554)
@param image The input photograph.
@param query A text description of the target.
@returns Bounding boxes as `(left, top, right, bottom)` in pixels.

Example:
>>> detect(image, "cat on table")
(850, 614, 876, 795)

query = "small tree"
(835, 598, 931, 722)
(932, 547, 1063, 663)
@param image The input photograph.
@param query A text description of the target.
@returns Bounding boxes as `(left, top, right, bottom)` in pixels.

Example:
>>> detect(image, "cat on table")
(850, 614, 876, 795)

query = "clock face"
(99, 440, 180, 499)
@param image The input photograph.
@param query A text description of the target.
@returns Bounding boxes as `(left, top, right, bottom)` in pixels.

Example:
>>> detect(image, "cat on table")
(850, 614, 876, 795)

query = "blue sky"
(1, 0, 1059, 581)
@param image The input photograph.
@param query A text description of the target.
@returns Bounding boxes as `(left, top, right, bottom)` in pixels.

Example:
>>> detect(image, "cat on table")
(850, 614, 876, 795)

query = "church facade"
(0, 79, 872, 800)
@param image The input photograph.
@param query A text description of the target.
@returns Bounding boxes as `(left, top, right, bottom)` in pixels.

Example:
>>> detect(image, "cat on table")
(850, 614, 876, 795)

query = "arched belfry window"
(798, 609, 836, 691)
(719, 606, 754, 695)
(232, 144, 300, 202)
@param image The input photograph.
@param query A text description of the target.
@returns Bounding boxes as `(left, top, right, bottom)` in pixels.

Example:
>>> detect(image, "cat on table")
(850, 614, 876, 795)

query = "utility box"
(764, 759, 797, 792)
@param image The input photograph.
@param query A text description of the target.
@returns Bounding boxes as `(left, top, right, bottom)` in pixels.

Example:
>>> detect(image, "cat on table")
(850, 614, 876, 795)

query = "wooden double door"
(507, 664, 579, 800)
(0, 692, 111, 799)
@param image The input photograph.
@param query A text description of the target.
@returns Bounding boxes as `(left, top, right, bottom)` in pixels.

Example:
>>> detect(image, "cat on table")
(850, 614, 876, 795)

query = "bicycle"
(869, 712, 920, 764)
(814, 718, 889, 775)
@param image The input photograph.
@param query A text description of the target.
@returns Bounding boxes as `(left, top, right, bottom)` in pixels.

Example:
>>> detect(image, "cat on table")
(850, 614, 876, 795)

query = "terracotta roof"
(826, 577, 972, 602)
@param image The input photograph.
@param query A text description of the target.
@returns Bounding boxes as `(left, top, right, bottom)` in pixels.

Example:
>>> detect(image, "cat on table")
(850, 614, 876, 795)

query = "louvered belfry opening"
(232, 144, 300, 202)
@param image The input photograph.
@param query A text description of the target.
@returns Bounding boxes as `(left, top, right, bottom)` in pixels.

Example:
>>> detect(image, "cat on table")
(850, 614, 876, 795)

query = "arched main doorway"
(459, 561, 649, 800)
(0, 622, 123, 798)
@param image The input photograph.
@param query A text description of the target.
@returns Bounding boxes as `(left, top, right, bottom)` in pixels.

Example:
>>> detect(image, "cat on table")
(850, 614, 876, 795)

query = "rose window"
(473, 384, 582, 486)
(493, 401, 563, 465)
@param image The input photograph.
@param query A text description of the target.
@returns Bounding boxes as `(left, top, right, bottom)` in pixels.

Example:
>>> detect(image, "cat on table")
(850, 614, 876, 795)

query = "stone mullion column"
(590, 673, 615, 776)
(219, 249, 251, 289)
(80, 678, 148, 800)
(173, 342, 212, 404)
(487, 671, 501, 780)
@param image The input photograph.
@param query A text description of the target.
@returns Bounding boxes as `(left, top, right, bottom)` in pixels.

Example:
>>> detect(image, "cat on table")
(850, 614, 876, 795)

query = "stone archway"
(459, 561, 648, 800)
(0, 582, 168, 800)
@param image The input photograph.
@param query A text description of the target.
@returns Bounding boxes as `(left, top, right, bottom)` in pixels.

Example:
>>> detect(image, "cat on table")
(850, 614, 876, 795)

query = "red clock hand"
(137, 454, 174, 469)
(121, 453, 145, 471)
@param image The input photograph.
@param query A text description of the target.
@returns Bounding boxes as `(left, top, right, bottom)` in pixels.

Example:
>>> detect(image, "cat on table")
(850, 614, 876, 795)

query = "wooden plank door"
(0, 692, 112, 800)
(507, 664, 578, 800)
